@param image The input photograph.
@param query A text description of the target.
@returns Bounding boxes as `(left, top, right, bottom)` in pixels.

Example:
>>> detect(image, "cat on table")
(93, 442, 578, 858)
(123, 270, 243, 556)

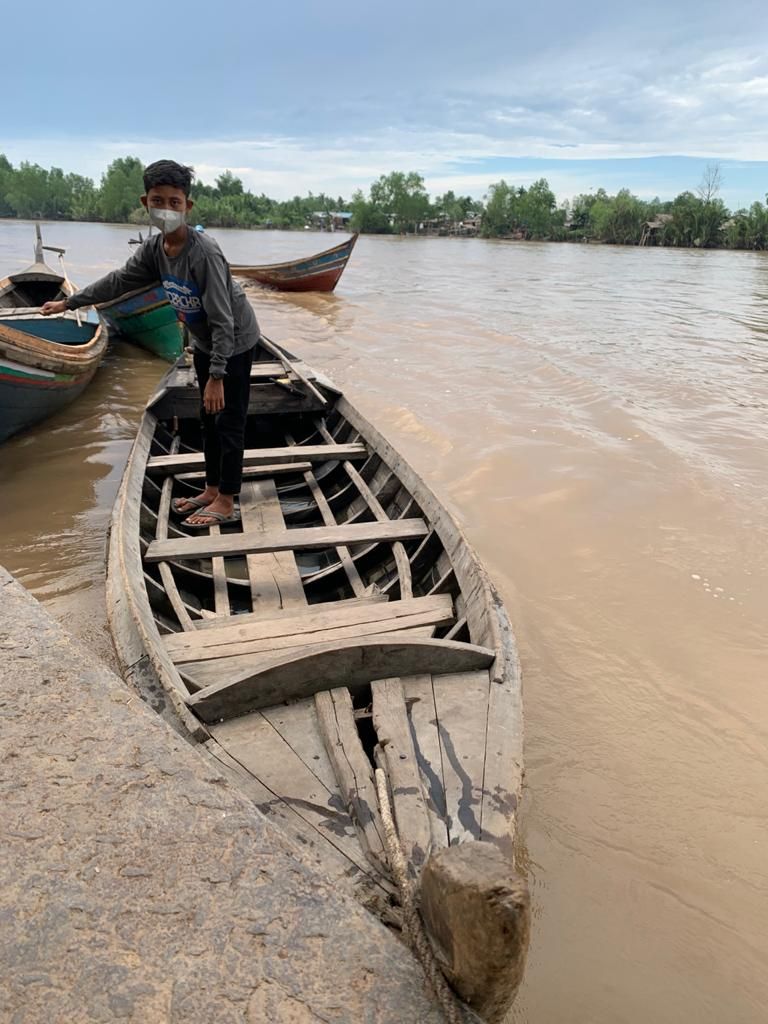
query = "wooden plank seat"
(173, 461, 313, 483)
(146, 443, 368, 475)
(164, 594, 455, 664)
(184, 636, 496, 723)
(145, 518, 429, 563)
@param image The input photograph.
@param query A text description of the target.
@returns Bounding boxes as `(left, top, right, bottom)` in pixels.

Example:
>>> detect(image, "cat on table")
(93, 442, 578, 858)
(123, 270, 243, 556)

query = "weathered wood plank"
(432, 671, 491, 846)
(146, 518, 429, 563)
(480, 662, 524, 856)
(201, 737, 393, 901)
(165, 595, 453, 661)
(401, 674, 450, 849)
(315, 688, 389, 872)
(174, 461, 312, 483)
(302, 466, 365, 596)
(210, 713, 375, 878)
(155, 437, 196, 632)
(147, 443, 367, 475)
(193, 591, 387, 632)
(261, 699, 339, 794)
(372, 678, 433, 875)
(187, 637, 496, 722)
(239, 478, 306, 613)
(313, 417, 413, 597)
(208, 523, 230, 616)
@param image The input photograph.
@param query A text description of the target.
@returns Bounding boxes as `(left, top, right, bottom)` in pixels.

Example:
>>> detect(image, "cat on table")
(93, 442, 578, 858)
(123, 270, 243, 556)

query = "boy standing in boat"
(41, 159, 259, 528)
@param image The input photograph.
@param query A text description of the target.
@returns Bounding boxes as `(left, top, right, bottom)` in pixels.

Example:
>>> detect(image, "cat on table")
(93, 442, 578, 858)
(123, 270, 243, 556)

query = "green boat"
(98, 282, 184, 363)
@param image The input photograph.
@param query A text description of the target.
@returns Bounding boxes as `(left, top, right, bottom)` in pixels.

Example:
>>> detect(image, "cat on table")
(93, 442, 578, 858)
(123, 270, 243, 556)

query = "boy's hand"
(203, 377, 225, 414)
(41, 300, 68, 316)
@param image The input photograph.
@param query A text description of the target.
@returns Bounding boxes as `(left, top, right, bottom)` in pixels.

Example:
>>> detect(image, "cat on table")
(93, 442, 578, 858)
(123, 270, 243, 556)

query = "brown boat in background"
(231, 233, 358, 292)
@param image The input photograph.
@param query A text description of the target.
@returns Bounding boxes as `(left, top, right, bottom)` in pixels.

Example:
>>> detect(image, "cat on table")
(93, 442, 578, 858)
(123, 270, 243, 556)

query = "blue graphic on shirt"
(162, 273, 203, 324)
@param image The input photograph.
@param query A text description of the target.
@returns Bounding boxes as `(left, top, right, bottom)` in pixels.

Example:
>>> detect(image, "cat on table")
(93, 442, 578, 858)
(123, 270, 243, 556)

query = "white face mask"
(148, 207, 186, 234)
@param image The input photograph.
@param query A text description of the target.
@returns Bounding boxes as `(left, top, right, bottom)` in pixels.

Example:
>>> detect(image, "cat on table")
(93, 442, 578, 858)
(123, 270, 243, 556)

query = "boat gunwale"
(230, 233, 358, 275)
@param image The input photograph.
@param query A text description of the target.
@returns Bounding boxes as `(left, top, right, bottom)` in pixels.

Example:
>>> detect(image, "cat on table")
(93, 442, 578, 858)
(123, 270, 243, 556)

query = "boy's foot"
(172, 486, 219, 517)
(184, 495, 236, 527)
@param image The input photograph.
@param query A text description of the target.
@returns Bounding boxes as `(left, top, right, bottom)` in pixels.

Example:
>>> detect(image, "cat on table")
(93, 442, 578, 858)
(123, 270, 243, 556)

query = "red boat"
(231, 233, 358, 293)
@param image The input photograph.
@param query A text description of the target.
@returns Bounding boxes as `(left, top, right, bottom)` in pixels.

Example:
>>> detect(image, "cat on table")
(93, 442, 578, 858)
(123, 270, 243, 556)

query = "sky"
(2, 0, 768, 210)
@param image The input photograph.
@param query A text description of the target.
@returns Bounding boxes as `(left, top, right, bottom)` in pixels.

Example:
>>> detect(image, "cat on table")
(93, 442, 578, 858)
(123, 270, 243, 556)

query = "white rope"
(57, 250, 81, 325)
(375, 768, 463, 1024)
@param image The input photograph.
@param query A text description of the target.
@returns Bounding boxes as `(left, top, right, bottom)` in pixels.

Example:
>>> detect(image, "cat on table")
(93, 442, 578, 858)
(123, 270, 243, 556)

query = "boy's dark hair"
(143, 160, 194, 196)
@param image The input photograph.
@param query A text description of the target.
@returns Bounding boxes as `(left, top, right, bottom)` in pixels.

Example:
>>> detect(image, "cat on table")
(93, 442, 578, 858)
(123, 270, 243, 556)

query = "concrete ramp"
(0, 566, 456, 1023)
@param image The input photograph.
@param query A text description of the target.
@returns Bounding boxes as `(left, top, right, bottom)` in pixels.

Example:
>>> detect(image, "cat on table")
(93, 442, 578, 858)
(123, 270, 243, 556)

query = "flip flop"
(183, 508, 241, 530)
(172, 495, 211, 518)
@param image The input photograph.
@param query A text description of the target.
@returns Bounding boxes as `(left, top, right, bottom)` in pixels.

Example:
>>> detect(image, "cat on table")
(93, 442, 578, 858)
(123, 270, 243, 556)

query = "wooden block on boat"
(315, 687, 389, 873)
(371, 677, 433, 874)
(185, 637, 496, 722)
(145, 518, 429, 563)
(146, 442, 368, 475)
(164, 595, 454, 664)
(419, 841, 530, 1023)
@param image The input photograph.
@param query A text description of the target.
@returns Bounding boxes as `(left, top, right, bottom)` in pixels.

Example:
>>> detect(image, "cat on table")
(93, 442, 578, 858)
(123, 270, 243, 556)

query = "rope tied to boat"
(56, 252, 82, 329)
(374, 767, 463, 1024)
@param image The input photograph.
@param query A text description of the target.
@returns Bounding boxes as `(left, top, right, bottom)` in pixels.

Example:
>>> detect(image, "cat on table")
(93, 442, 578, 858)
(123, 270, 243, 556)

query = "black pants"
(194, 346, 254, 496)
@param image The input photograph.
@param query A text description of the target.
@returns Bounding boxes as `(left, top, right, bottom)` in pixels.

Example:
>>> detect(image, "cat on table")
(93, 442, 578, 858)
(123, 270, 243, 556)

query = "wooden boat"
(230, 233, 358, 292)
(97, 232, 184, 363)
(0, 227, 108, 443)
(97, 282, 184, 363)
(106, 337, 529, 1021)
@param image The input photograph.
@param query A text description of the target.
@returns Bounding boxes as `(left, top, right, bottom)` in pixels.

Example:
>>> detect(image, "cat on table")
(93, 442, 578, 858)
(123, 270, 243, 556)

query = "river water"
(1, 219, 766, 1023)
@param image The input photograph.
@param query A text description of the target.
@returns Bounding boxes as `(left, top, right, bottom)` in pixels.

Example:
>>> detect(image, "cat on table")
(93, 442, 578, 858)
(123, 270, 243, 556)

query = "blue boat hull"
(0, 365, 98, 442)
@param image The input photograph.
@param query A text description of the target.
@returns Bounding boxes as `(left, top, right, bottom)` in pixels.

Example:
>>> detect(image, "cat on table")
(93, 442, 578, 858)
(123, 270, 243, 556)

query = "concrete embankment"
(0, 566, 445, 1023)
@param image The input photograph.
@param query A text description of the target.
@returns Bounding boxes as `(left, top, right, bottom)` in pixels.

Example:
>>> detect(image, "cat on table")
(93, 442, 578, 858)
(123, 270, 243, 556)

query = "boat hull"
(0, 315, 107, 442)
(98, 284, 184, 362)
(106, 340, 528, 1020)
(0, 359, 99, 442)
(231, 234, 357, 292)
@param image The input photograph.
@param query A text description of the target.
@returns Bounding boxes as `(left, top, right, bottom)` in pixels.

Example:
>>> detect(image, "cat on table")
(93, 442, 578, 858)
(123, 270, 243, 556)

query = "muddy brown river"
(1, 219, 766, 1022)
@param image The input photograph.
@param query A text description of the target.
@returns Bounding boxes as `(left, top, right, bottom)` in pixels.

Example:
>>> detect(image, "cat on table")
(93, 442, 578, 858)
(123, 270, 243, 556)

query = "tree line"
(1, 154, 767, 250)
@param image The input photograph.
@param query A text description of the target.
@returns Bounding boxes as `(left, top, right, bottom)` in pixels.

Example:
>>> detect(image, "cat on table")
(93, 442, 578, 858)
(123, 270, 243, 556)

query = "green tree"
(369, 171, 430, 233)
(5, 162, 50, 218)
(99, 156, 145, 222)
(68, 174, 100, 221)
(349, 189, 391, 233)
(215, 170, 244, 197)
(0, 154, 14, 216)
(480, 180, 513, 237)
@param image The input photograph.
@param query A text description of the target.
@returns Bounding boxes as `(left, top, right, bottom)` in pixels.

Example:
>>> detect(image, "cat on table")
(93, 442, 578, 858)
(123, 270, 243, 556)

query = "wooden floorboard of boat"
(209, 713, 378, 880)
(202, 737, 392, 899)
(372, 677, 433, 874)
(401, 674, 450, 850)
(239, 477, 307, 615)
(146, 443, 368, 475)
(432, 670, 491, 845)
(315, 687, 389, 873)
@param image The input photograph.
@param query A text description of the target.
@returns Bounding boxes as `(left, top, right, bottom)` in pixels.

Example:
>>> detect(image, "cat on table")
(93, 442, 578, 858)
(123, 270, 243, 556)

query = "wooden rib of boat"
(106, 336, 529, 1022)
(230, 233, 358, 292)
(97, 282, 184, 363)
(0, 226, 108, 443)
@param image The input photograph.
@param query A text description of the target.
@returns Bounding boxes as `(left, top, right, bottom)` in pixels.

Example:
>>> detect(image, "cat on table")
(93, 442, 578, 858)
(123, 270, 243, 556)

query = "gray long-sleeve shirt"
(66, 230, 259, 377)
